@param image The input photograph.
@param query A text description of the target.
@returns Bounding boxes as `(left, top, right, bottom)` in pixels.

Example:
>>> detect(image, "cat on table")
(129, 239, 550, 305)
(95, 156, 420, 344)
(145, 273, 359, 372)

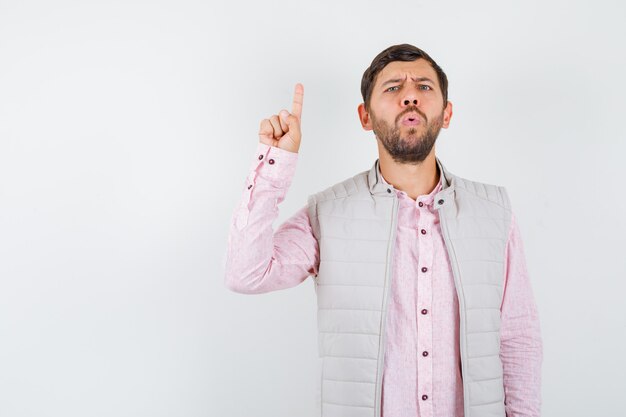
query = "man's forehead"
(376, 59, 436, 84)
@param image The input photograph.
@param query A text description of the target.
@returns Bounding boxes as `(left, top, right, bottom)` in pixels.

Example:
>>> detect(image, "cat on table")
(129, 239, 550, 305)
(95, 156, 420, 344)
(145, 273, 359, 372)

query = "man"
(224, 43, 542, 417)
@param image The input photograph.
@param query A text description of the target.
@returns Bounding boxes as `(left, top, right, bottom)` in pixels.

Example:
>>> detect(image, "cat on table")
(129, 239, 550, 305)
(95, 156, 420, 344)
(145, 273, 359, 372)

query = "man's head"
(358, 44, 453, 165)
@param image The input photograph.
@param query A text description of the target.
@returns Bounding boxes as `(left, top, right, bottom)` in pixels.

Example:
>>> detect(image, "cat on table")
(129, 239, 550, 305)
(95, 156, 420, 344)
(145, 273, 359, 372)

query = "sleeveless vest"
(306, 156, 512, 417)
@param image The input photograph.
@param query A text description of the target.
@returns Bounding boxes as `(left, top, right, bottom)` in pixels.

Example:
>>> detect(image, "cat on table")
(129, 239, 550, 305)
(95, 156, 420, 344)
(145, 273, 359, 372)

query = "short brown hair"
(360, 43, 448, 111)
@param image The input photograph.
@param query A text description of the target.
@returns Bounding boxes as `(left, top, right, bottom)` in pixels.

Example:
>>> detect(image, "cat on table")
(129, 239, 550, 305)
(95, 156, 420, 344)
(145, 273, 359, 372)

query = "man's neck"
(377, 147, 440, 201)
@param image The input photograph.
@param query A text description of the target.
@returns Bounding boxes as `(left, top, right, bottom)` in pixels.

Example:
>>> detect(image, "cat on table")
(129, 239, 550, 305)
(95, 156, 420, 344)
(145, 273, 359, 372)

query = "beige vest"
(306, 157, 512, 417)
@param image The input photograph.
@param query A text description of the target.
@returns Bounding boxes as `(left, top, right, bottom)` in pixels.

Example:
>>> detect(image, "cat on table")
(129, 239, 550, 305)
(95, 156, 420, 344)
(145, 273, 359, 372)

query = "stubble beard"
(371, 108, 444, 165)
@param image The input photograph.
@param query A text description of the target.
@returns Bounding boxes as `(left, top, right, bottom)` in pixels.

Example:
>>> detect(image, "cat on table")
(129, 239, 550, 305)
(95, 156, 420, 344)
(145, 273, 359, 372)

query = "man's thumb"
(279, 110, 290, 125)
(279, 109, 301, 142)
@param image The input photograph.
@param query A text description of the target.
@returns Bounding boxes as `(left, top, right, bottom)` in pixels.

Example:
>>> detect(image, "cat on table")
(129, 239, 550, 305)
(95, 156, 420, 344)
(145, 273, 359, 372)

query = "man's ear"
(357, 103, 373, 131)
(442, 100, 453, 129)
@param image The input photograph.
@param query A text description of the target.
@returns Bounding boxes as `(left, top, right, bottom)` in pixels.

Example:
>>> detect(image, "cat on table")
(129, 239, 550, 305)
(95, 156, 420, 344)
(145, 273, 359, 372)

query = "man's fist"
(258, 83, 303, 153)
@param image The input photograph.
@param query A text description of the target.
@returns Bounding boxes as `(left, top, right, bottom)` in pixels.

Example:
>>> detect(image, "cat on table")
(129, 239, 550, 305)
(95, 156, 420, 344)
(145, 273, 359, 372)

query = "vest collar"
(367, 156, 454, 197)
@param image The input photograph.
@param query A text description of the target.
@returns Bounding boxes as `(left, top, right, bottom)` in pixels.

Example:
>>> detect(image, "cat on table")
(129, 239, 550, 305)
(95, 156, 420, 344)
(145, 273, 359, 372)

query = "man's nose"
(403, 98, 419, 106)
(401, 85, 420, 106)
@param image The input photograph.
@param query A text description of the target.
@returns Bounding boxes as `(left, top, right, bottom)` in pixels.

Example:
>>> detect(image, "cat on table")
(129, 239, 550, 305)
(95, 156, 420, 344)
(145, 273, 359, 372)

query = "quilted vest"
(306, 156, 512, 417)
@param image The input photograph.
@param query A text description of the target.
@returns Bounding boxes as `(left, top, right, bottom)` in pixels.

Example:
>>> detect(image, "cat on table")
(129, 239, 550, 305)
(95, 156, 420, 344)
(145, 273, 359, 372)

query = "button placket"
(240, 146, 270, 230)
(236, 170, 257, 230)
(242, 170, 257, 206)
(416, 209, 435, 417)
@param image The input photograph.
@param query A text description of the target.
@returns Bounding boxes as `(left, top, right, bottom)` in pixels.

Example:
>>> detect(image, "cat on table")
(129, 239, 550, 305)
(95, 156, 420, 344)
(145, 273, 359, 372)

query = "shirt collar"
(368, 156, 452, 194)
(377, 161, 443, 206)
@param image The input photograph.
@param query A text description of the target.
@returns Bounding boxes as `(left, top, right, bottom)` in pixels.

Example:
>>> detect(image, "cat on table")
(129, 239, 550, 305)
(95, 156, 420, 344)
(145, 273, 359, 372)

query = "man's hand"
(258, 83, 303, 153)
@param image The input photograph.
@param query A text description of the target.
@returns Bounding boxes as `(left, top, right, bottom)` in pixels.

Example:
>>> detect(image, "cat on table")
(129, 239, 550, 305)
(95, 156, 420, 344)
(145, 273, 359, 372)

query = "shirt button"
(421, 267, 428, 273)
(422, 351, 429, 357)
(247, 184, 252, 189)
(422, 395, 428, 401)
(418, 201, 424, 207)
(437, 199, 445, 205)
(258, 155, 264, 160)
(268, 158, 275, 165)
(421, 309, 428, 315)
(387, 188, 392, 193)
(420, 229, 427, 235)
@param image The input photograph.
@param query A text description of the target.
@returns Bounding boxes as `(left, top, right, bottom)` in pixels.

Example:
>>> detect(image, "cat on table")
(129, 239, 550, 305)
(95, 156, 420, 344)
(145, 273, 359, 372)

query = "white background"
(1, 0, 625, 416)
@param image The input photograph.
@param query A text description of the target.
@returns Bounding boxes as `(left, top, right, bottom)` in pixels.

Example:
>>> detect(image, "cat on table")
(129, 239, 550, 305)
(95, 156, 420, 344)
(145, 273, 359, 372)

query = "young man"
(224, 43, 542, 417)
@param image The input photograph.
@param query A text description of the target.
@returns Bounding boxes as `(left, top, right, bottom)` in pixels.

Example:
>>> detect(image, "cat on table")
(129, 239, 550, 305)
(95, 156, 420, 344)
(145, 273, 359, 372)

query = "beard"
(371, 107, 444, 165)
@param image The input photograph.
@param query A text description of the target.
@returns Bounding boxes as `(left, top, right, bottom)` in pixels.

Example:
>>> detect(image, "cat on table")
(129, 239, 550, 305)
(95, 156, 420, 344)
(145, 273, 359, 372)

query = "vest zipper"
(438, 199, 470, 417)
(375, 195, 399, 417)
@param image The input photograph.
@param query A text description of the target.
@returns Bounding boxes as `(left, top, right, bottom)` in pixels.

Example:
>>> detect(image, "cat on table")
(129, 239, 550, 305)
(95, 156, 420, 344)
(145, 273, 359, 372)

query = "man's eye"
(386, 86, 399, 92)
(419, 85, 432, 91)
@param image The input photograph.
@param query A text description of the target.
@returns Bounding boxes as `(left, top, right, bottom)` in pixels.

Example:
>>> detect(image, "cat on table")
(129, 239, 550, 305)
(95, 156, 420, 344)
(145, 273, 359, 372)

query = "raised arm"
(224, 84, 319, 294)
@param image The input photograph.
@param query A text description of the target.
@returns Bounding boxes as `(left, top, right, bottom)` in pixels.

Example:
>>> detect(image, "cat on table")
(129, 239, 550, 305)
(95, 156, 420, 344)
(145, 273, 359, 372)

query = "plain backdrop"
(1, 0, 625, 416)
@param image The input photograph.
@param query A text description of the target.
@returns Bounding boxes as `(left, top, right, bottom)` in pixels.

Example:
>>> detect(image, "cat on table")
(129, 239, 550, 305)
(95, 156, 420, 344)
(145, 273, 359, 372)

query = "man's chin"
(402, 131, 423, 141)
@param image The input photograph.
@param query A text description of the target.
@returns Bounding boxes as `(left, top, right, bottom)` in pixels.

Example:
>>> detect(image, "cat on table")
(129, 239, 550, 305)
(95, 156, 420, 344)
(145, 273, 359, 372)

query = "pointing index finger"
(291, 83, 304, 120)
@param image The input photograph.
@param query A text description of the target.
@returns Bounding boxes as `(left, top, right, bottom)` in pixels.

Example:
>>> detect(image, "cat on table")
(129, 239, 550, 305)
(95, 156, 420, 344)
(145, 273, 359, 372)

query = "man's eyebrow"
(380, 76, 436, 87)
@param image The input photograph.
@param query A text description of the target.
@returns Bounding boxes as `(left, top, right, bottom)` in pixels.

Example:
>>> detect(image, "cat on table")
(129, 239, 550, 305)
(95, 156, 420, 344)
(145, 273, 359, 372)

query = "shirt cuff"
(248, 142, 299, 181)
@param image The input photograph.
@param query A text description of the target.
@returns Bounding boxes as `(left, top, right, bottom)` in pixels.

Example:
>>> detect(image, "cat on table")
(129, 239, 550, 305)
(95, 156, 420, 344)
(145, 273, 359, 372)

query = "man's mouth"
(401, 112, 421, 126)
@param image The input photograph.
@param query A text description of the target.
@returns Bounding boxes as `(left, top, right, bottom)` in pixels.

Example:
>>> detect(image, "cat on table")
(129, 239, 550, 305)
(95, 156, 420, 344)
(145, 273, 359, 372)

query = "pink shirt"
(225, 143, 542, 417)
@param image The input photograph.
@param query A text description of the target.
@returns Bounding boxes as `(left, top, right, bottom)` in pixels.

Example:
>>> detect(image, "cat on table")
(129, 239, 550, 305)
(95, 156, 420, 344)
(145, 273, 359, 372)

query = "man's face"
(358, 59, 453, 164)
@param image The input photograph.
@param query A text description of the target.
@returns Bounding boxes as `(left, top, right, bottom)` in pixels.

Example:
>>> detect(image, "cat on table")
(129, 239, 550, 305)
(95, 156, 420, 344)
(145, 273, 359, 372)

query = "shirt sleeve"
(224, 142, 320, 294)
(500, 212, 543, 417)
